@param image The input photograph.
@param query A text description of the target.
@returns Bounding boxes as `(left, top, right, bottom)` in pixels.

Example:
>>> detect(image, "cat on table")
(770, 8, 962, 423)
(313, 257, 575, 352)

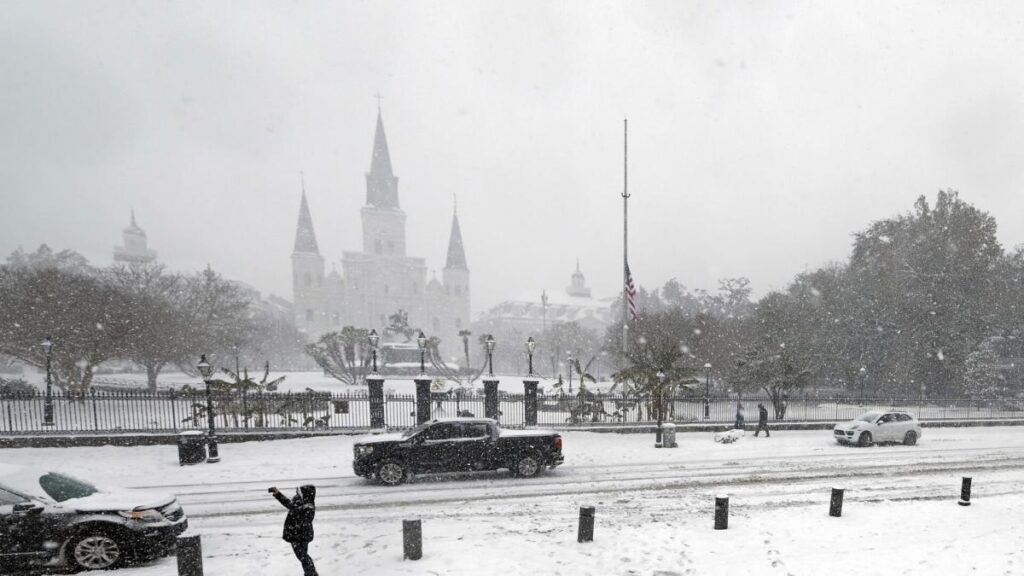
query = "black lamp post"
(41, 336, 54, 427)
(858, 366, 866, 404)
(369, 329, 380, 373)
(568, 352, 574, 395)
(655, 370, 666, 445)
(485, 334, 496, 377)
(417, 331, 427, 375)
(197, 355, 219, 463)
(703, 362, 712, 420)
(526, 336, 536, 376)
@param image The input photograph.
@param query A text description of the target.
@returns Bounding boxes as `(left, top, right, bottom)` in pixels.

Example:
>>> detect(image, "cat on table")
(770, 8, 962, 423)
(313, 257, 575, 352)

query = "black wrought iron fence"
(2, 389, 1022, 435)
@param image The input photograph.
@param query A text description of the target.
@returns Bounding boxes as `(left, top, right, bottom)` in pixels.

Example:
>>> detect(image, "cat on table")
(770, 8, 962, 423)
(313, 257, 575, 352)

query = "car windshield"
(38, 472, 99, 502)
(401, 422, 432, 438)
(856, 412, 882, 422)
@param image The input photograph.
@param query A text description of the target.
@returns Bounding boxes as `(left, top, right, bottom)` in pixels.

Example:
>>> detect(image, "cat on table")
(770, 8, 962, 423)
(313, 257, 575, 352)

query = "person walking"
(734, 401, 745, 430)
(755, 402, 770, 437)
(270, 485, 319, 576)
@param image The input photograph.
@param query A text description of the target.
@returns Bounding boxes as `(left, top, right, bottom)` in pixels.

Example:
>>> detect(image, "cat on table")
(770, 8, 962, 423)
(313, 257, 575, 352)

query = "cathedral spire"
(293, 189, 320, 254)
(366, 107, 399, 208)
(445, 207, 467, 270)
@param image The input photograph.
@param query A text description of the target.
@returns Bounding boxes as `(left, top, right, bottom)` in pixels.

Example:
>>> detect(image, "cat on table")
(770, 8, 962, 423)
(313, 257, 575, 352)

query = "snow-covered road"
(7, 427, 1024, 575)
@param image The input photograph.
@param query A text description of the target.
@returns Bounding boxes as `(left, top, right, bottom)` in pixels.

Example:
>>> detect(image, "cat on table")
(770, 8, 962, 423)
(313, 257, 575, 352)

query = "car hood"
(355, 432, 407, 445)
(834, 421, 868, 430)
(499, 429, 557, 438)
(61, 489, 176, 512)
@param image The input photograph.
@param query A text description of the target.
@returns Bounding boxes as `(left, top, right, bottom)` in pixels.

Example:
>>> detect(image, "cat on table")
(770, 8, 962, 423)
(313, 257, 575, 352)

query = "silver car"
(833, 410, 922, 446)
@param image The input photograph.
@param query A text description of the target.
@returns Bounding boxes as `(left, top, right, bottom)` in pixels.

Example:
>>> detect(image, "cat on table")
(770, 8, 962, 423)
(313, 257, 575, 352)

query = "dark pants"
(290, 541, 318, 576)
(755, 422, 770, 437)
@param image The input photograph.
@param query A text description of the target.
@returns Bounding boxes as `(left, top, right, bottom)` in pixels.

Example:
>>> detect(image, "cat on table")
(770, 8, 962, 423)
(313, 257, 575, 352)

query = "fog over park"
(4, 1, 1024, 311)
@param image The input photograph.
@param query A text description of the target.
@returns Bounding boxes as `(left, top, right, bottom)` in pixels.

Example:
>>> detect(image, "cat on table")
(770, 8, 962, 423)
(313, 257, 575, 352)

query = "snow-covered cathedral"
(291, 109, 471, 354)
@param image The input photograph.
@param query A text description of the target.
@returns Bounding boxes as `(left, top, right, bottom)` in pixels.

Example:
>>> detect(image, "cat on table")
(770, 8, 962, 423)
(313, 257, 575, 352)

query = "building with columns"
(291, 109, 470, 355)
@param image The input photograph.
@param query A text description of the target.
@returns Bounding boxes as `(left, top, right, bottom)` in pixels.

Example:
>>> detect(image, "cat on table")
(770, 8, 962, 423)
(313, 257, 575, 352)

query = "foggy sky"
(3, 1, 1024, 315)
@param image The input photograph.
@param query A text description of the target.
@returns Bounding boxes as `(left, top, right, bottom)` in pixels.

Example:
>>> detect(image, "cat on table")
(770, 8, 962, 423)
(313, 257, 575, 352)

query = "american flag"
(625, 262, 638, 321)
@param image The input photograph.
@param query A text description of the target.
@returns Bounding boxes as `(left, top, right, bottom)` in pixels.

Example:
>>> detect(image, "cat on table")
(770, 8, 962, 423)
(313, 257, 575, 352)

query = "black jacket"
(274, 485, 316, 543)
(758, 405, 769, 424)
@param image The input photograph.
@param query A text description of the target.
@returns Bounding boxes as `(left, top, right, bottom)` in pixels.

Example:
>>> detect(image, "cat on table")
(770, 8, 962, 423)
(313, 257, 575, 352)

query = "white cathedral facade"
(291, 110, 471, 355)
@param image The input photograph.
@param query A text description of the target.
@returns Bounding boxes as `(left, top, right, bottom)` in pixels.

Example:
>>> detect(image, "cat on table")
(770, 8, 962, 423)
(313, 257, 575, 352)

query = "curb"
(3, 418, 1024, 448)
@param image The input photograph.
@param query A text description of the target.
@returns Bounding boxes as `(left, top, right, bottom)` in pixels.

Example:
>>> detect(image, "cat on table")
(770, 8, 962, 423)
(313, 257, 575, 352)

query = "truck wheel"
(376, 460, 407, 486)
(67, 530, 125, 571)
(512, 451, 544, 478)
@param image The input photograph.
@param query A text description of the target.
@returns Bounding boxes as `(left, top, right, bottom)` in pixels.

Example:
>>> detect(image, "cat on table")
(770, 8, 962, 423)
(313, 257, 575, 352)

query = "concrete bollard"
(176, 533, 203, 576)
(403, 519, 423, 560)
(959, 477, 972, 506)
(829, 488, 845, 517)
(577, 506, 595, 543)
(714, 495, 729, 530)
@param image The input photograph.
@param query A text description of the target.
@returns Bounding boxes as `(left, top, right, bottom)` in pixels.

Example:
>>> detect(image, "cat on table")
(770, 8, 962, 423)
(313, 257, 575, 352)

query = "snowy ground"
(6, 427, 1024, 575)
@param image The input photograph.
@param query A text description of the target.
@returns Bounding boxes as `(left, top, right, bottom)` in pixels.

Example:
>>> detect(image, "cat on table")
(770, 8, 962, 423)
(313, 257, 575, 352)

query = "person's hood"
(298, 484, 316, 504)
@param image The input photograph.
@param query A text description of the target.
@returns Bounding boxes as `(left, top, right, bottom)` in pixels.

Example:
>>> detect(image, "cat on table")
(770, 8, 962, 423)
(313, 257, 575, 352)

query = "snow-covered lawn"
(5, 427, 1024, 575)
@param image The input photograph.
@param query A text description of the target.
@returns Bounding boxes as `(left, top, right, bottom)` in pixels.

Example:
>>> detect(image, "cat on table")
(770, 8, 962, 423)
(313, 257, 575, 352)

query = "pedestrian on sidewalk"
(734, 401, 745, 430)
(270, 485, 319, 576)
(754, 402, 770, 437)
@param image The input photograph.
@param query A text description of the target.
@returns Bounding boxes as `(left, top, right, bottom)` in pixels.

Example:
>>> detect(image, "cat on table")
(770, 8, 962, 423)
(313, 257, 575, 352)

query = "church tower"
(113, 210, 157, 264)
(442, 204, 471, 336)
(361, 109, 407, 257)
(292, 189, 326, 335)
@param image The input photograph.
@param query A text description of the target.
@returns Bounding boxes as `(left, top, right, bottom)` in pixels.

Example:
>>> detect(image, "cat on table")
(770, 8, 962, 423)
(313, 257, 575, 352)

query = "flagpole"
(622, 118, 629, 357)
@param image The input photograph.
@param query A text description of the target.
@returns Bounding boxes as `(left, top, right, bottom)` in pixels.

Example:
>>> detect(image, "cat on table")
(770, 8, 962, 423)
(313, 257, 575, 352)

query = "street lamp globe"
(417, 331, 427, 350)
(368, 329, 380, 349)
(485, 334, 496, 354)
(41, 336, 53, 355)
(197, 355, 214, 380)
(704, 363, 712, 370)
(526, 336, 536, 355)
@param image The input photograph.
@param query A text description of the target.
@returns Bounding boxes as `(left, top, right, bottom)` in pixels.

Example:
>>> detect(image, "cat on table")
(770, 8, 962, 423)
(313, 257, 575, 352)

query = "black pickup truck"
(353, 418, 564, 486)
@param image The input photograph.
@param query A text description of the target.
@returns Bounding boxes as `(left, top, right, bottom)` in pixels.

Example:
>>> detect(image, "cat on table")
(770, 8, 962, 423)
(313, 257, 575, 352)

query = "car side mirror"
(13, 502, 44, 515)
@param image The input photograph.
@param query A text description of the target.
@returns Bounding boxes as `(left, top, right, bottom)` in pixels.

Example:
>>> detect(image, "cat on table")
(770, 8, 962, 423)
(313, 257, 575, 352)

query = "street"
(8, 426, 1024, 574)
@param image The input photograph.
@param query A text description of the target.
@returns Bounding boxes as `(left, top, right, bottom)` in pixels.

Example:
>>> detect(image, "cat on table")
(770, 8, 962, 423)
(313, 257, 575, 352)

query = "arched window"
(374, 239, 383, 254)
(387, 240, 395, 253)
(304, 272, 312, 287)
(454, 285, 462, 296)
(305, 309, 314, 322)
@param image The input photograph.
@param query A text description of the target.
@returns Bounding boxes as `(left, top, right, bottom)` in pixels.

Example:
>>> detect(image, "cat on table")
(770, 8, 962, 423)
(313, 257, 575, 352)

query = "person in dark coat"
(734, 402, 745, 430)
(270, 485, 319, 576)
(754, 402, 770, 437)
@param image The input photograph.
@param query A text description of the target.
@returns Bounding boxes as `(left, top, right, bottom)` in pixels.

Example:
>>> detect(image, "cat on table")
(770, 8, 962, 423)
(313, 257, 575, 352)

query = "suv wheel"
(512, 451, 544, 478)
(68, 531, 124, 571)
(376, 460, 407, 486)
(904, 431, 918, 446)
(857, 432, 873, 447)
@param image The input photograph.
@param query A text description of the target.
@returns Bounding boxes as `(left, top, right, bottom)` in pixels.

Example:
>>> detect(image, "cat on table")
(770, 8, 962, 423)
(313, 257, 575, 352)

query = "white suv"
(833, 410, 922, 447)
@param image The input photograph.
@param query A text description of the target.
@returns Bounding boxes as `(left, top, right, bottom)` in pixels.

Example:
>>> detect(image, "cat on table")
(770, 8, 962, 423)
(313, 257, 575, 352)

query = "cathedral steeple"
(445, 207, 467, 270)
(293, 189, 320, 254)
(366, 108, 399, 209)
